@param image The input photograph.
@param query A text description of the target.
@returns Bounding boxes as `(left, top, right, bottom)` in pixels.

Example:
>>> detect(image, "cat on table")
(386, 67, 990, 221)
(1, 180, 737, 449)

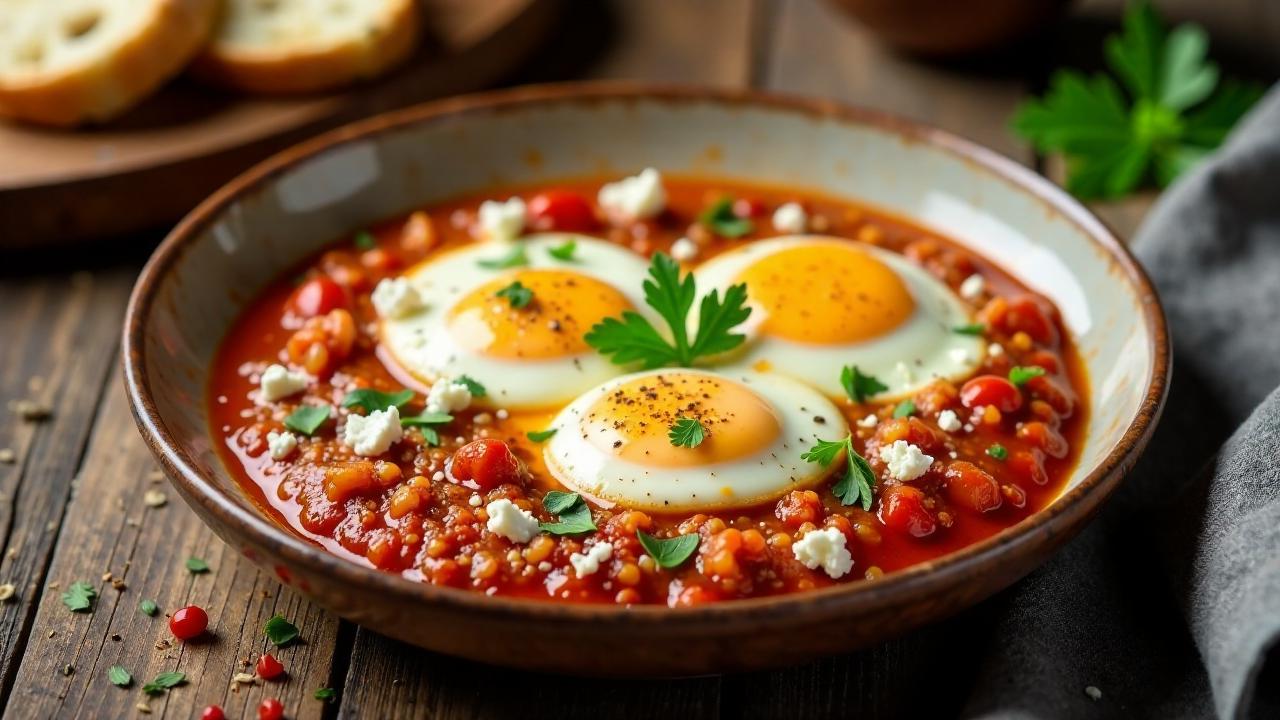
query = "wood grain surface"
(0, 0, 1271, 717)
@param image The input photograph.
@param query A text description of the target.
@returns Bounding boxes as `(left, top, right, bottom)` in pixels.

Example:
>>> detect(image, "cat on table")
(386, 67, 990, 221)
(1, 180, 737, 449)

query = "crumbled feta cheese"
(473, 412, 493, 425)
(959, 274, 985, 300)
(432, 470, 445, 481)
(1085, 686, 1103, 701)
(341, 406, 402, 457)
(477, 197, 526, 241)
(964, 423, 975, 432)
(670, 236, 699, 262)
(879, 440, 934, 481)
(857, 414, 879, 428)
(485, 499, 540, 543)
(988, 343, 1004, 357)
(259, 364, 308, 402)
(569, 541, 613, 577)
(537, 561, 552, 572)
(468, 494, 482, 507)
(791, 527, 854, 579)
(266, 431, 298, 460)
(495, 409, 509, 420)
(937, 409, 962, 433)
(949, 347, 972, 364)
(426, 378, 472, 415)
(772, 202, 808, 234)
(371, 277, 424, 319)
(597, 168, 666, 221)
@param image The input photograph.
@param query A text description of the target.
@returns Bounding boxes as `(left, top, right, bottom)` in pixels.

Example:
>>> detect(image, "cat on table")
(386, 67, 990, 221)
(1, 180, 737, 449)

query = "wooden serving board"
(0, 0, 557, 250)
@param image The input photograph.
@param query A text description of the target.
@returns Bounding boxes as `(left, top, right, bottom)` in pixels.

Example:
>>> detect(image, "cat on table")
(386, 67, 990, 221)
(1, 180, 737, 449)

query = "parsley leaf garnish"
(548, 239, 577, 261)
(1011, 0, 1263, 199)
(1009, 366, 1047, 386)
(61, 581, 96, 612)
(142, 671, 185, 696)
(477, 244, 529, 269)
(526, 428, 557, 443)
(457, 375, 487, 398)
(315, 687, 337, 702)
(698, 197, 754, 238)
(987, 443, 1009, 461)
(139, 599, 158, 617)
(284, 405, 330, 436)
(668, 417, 707, 448)
(893, 399, 917, 418)
(354, 230, 376, 250)
(953, 323, 986, 336)
(539, 492, 596, 535)
(840, 365, 888, 403)
(400, 411, 452, 447)
(801, 435, 877, 511)
(585, 253, 751, 369)
(636, 530, 700, 569)
(343, 388, 413, 414)
(264, 614, 300, 647)
(108, 666, 132, 687)
(496, 280, 534, 309)
(185, 556, 209, 574)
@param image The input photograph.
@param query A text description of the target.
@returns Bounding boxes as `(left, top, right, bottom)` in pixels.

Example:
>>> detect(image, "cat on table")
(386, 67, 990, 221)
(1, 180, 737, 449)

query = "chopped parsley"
(400, 410, 452, 446)
(284, 405, 331, 436)
(526, 428, 557, 443)
(264, 614, 300, 647)
(636, 530, 700, 569)
(841, 365, 888, 403)
(539, 491, 596, 535)
(354, 231, 376, 250)
(184, 556, 209, 574)
(1008, 366, 1047, 386)
(893, 399, 917, 418)
(547, 239, 577, 261)
(987, 443, 1009, 461)
(108, 665, 132, 687)
(139, 599, 158, 617)
(457, 375, 487, 398)
(953, 323, 986, 336)
(61, 581, 96, 612)
(698, 197, 754, 238)
(496, 280, 534, 309)
(585, 253, 751, 369)
(802, 435, 877, 511)
(668, 417, 707, 448)
(343, 388, 413, 414)
(142, 671, 185, 696)
(477, 244, 529, 269)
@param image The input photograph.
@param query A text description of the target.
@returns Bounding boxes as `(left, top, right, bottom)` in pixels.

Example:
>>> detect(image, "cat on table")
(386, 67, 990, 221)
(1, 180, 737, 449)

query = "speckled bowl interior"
(124, 85, 1168, 675)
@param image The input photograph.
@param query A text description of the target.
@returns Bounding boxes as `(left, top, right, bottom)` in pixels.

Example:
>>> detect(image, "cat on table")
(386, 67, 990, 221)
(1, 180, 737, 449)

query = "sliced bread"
(192, 0, 422, 94)
(0, 0, 219, 126)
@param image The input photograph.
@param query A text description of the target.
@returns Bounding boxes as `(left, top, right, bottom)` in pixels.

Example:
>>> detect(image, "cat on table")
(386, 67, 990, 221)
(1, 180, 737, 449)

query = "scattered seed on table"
(0, 448, 15, 464)
(8, 400, 52, 422)
(142, 490, 167, 508)
(0, 583, 15, 601)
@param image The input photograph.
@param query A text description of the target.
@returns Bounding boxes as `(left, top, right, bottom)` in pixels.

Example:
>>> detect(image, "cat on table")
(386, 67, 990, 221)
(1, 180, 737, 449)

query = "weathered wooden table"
(2, 1, 1274, 717)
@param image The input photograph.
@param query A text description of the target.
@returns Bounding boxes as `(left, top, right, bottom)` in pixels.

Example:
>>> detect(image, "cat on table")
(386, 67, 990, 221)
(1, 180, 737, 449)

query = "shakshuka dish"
(210, 170, 1086, 606)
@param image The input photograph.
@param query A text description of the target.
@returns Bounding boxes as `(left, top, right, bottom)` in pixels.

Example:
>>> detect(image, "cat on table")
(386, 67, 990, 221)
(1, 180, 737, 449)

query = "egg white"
(379, 234, 656, 409)
(543, 369, 850, 513)
(694, 236, 984, 400)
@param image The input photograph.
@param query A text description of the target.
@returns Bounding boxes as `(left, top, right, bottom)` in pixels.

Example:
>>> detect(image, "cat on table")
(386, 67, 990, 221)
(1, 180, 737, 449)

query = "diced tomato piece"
(1026, 375, 1075, 416)
(988, 294, 1057, 345)
(775, 489, 823, 529)
(913, 380, 959, 416)
(878, 485, 937, 537)
(169, 605, 208, 640)
(449, 439, 523, 490)
(258, 698, 284, 720)
(668, 582, 720, 607)
(1008, 449, 1049, 486)
(943, 461, 1003, 513)
(733, 198, 767, 218)
(322, 462, 378, 502)
(290, 276, 347, 318)
(256, 653, 285, 680)
(875, 417, 943, 454)
(528, 190, 598, 232)
(201, 707, 225, 720)
(960, 375, 1023, 413)
(1016, 421, 1069, 459)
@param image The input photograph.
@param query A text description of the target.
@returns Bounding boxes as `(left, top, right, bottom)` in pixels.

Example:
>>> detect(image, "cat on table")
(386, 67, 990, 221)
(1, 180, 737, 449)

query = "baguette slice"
(192, 0, 422, 94)
(0, 0, 219, 127)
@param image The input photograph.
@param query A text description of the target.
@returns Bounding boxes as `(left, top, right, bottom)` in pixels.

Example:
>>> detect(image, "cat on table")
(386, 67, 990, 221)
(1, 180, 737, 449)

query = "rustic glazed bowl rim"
(123, 82, 1170, 627)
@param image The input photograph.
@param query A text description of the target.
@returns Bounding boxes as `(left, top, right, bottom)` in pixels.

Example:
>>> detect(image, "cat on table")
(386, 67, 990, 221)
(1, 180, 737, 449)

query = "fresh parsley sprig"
(496, 280, 534, 309)
(539, 491, 596, 535)
(636, 530, 700, 568)
(343, 388, 412, 414)
(801, 435, 877, 511)
(668, 417, 707, 448)
(1012, 0, 1263, 199)
(585, 253, 752, 369)
(699, 197, 754, 238)
(841, 365, 888, 403)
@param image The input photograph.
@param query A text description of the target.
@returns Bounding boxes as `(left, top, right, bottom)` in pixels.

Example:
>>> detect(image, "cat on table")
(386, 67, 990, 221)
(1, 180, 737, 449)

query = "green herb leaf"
(526, 428, 557, 443)
(636, 530, 700, 569)
(185, 557, 209, 574)
(343, 388, 413, 414)
(457, 375, 487, 398)
(953, 323, 986, 336)
(539, 492, 595, 535)
(547, 239, 577, 261)
(698, 197, 754, 238)
(840, 365, 888, 403)
(987, 443, 1009, 461)
(139, 599, 158, 617)
(61, 581, 96, 612)
(585, 253, 751, 369)
(315, 687, 337, 702)
(354, 230, 376, 250)
(477, 244, 529, 269)
(142, 671, 186, 696)
(400, 410, 452, 430)
(108, 665, 132, 687)
(1009, 366, 1047, 386)
(496, 280, 534, 309)
(1011, 0, 1262, 199)
(264, 614, 300, 647)
(893, 399, 916, 419)
(801, 436, 877, 511)
(668, 417, 706, 448)
(284, 405, 330, 436)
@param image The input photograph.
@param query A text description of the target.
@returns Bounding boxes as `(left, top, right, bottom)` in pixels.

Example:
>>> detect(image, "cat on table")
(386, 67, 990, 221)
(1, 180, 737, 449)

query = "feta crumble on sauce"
(211, 175, 1086, 605)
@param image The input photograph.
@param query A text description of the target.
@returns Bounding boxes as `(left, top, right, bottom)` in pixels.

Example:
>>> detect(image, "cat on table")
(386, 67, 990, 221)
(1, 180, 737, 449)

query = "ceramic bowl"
(123, 84, 1169, 676)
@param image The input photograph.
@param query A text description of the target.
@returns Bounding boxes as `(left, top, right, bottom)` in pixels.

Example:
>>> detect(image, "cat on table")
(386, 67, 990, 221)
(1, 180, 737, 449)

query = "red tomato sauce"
(208, 175, 1088, 606)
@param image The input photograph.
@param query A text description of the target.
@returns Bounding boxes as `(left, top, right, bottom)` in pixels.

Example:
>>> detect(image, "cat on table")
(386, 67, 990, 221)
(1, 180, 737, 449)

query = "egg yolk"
(580, 373, 781, 468)
(446, 270, 632, 360)
(736, 243, 915, 344)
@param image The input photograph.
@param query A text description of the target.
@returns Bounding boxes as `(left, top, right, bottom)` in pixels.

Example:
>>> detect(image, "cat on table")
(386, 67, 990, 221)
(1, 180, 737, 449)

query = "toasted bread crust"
(0, 0, 220, 127)
(192, 0, 421, 94)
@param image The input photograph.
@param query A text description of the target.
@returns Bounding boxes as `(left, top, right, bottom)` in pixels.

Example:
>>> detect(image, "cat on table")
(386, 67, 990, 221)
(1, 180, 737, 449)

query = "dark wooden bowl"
(122, 83, 1169, 676)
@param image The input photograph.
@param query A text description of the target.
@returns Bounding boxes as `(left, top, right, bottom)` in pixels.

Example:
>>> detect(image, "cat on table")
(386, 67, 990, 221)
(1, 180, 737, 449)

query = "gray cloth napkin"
(964, 85, 1280, 719)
